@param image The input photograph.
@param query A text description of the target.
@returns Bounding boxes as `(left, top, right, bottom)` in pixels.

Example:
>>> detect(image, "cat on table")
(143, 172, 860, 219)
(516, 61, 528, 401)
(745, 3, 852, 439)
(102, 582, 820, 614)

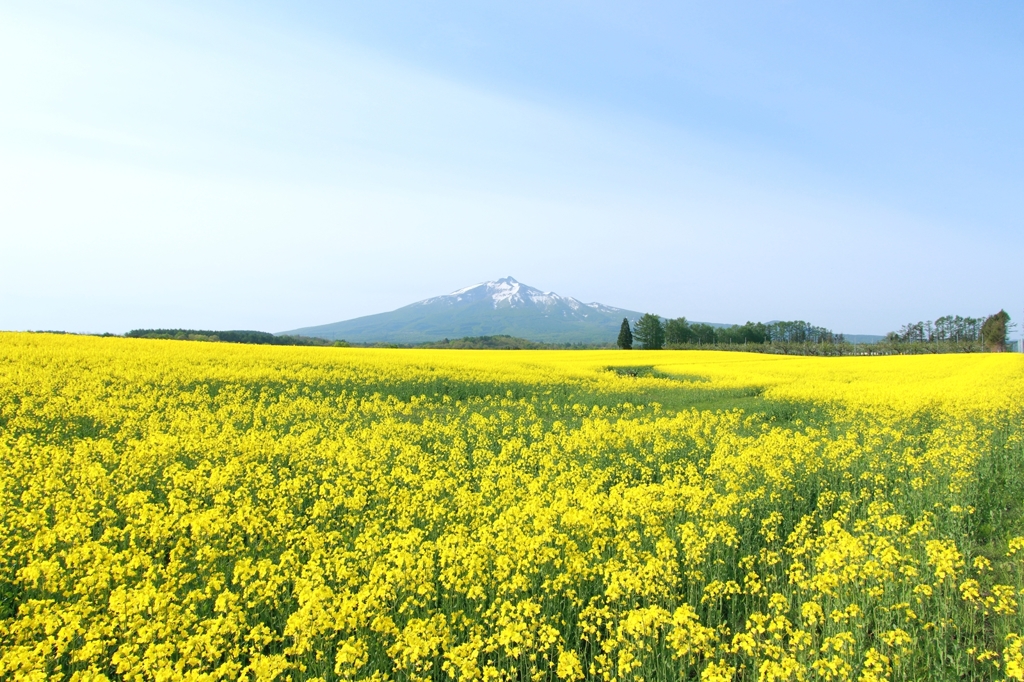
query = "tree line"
(887, 315, 984, 343)
(618, 315, 843, 350)
(411, 335, 611, 350)
(886, 312, 1013, 351)
(617, 310, 1015, 354)
(123, 330, 617, 350)
(125, 329, 339, 346)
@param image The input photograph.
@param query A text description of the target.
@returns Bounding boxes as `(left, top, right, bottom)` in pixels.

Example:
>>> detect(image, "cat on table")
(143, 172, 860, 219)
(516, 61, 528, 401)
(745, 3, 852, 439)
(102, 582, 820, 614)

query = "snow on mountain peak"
(421, 277, 616, 313)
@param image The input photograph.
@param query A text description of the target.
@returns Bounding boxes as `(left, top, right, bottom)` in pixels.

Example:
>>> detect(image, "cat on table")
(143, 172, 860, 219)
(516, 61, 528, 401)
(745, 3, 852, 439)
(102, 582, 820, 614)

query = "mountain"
(843, 334, 885, 344)
(281, 277, 647, 344)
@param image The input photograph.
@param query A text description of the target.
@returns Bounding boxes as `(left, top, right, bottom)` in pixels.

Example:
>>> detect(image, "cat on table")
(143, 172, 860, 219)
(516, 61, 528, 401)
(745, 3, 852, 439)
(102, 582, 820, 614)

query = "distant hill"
(283, 277, 657, 344)
(843, 334, 885, 344)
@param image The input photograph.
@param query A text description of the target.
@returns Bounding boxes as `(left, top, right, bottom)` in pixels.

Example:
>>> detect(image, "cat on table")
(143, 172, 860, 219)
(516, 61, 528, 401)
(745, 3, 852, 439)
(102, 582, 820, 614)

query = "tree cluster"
(418, 335, 548, 350)
(884, 311, 1013, 352)
(402, 336, 615, 350)
(618, 316, 842, 350)
(616, 309, 1016, 354)
(886, 315, 985, 344)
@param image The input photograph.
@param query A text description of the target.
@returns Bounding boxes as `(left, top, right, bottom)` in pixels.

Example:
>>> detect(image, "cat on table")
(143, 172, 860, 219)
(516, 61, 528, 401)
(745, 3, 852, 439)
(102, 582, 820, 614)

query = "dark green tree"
(633, 313, 665, 350)
(690, 323, 717, 345)
(665, 317, 692, 345)
(981, 310, 1010, 351)
(617, 318, 633, 350)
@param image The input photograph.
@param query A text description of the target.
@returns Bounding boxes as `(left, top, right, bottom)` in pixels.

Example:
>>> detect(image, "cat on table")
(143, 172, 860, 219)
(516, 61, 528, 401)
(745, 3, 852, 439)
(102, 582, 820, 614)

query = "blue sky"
(1, 1, 1021, 336)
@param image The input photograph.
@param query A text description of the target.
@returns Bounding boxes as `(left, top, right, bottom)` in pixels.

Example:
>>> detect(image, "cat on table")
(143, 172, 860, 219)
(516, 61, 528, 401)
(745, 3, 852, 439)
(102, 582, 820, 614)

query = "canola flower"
(1, 332, 1023, 681)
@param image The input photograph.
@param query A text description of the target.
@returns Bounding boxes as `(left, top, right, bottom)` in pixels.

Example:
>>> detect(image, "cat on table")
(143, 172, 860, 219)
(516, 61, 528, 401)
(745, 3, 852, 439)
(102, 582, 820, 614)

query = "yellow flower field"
(1, 332, 1023, 681)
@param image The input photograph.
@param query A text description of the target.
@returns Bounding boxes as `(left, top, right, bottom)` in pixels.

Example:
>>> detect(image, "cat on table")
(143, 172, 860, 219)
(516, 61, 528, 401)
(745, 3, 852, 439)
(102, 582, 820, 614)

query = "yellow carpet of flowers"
(1, 332, 1024, 681)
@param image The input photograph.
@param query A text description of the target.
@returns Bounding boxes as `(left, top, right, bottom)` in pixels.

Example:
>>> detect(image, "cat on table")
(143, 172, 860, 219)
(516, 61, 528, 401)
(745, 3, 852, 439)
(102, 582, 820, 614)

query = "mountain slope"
(282, 277, 645, 344)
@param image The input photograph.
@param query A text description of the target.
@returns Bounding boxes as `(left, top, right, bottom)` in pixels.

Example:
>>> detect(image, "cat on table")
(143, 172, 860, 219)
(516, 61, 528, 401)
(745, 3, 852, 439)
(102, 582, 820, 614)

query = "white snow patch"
(416, 279, 625, 320)
(488, 279, 523, 308)
(449, 281, 488, 296)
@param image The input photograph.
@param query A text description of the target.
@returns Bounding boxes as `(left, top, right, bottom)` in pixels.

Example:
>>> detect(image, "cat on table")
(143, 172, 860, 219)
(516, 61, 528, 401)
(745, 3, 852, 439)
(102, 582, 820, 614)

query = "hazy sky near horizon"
(2, 1, 1022, 336)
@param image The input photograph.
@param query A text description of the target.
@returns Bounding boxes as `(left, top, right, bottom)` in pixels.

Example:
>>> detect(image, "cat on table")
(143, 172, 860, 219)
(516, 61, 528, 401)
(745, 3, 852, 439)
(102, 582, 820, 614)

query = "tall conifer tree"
(617, 318, 633, 349)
